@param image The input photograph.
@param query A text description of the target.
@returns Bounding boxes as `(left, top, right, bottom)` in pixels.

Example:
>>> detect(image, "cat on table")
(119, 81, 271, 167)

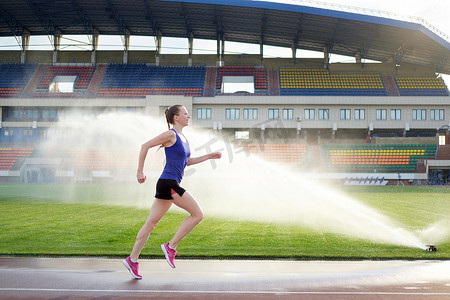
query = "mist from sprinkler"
(42, 111, 447, 251)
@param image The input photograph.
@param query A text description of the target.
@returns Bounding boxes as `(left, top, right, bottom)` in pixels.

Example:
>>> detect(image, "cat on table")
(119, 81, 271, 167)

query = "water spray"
(43, 111, 448, 250)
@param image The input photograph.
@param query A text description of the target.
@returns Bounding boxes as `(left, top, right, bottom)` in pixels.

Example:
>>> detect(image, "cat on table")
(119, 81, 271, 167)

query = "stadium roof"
(1, 0, 450, 73)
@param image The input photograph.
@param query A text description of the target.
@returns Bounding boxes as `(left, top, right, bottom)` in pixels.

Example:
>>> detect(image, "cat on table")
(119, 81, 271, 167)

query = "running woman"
(123, 105, 221, 279)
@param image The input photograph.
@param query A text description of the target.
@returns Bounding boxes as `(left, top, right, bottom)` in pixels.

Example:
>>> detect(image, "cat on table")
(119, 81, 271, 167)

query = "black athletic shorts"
(155, 179, 186, 200)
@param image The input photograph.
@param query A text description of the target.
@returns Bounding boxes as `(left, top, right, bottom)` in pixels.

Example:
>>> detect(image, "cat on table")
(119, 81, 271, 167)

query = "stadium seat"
(0, 63, 37, 98)
(322, 143, 436, 173)
(98, 64, 206, 97)
(279, 68, 387, 96)
(0, 148, 34, 170)
(395, 76, 449, 96)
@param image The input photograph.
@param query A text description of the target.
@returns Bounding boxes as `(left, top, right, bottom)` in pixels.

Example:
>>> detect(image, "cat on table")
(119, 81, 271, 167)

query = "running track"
(0, 257, 449, 299)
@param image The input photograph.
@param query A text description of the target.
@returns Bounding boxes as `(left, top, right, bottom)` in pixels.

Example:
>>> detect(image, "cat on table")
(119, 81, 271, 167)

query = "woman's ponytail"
(165, 105, 182, 129)
(164, 107, 171, 130)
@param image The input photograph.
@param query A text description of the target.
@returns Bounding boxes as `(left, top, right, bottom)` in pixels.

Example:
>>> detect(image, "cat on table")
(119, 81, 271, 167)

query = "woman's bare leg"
(168, 191, 204, 249)
(130, 198, 172, 261)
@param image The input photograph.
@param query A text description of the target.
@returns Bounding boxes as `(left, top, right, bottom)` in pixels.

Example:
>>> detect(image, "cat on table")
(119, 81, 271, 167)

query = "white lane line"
(1, 288, 450, 296)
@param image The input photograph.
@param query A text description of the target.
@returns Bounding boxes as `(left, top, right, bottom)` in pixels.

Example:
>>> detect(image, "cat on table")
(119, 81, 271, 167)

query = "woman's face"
(175, 106, 191, 127)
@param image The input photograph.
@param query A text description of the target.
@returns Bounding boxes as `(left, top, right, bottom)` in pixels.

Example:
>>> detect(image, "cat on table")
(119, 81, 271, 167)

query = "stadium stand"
(394, 76, 449, 96)
(97, 64, 206, 97)
(1, 63, 449, 98)
(0, 64, 37, 98)
(241, 144, 307, 164)
(321, 144, 437, 173)
(279, 68, 388, 96)
(0, 148, 34, 170)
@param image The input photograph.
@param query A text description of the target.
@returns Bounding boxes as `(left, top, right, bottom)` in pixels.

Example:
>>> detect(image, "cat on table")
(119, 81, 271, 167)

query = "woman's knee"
(143, 217, 160, 231)
(193, 211, 204, 223)
(189, 200, 204, 223)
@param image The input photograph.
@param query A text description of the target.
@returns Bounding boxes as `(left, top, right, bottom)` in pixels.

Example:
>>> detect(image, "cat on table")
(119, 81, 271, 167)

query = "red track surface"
(0, 258, 449, 299)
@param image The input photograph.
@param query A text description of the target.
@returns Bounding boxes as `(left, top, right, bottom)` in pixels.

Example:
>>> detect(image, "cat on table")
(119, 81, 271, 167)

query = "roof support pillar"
(293, 15, 302, 66)
(91, 29, 99, 64)
(291, 41, 297, 65)
(217, 31, 224, 66)
(216, 36, 220, 66)
(155, 30, 162, 66)
(188, 32, 194, 66)
(221, 37, 225, 65)
(214, 9, 224, 67)
(21, 30, 30, 64)
(123, 29, 130, 64)
(259, 36, 264, 66)
(259, 13, 266, 67)
(52, 34, 61, 64)
(323, 45, 330, 69)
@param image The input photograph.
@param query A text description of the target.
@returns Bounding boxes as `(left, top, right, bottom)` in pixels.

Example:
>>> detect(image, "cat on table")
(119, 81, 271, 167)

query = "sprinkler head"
(425, 245, 437, 252)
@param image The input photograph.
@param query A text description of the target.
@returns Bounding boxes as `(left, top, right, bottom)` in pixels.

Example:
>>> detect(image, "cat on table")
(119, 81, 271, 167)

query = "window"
(3, 129, 14, 136)
(391, 109, 401, 120)
(376, 109, 387, 120)
(340, 109, 351, 120)
(304, 109, 315, 120)
(354, 109, 365, 120)
(27, 109, 38, 119)
(431, 109, 444, 121)
(197, 108, 211, 119)
(3, 108, 38, 121)
(49, 76, 76, 93)
(283, 109, 293, 120)
(225, 108, 240, 120)
(23, 129, 33, 137)
(318, 109, 329, 120)
(268, 109, 279, 120)
(20, 109, 37, 120)
(42, 109, 58, 120)
(412, 109, 426, 121)
(221, 76, 254, 94)
(243, 108, 258, 120)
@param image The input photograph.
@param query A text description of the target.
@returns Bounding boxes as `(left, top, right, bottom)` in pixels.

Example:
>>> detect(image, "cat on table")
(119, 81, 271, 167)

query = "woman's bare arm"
(137, 130, 176, 183)
(187, 152, 222, 167)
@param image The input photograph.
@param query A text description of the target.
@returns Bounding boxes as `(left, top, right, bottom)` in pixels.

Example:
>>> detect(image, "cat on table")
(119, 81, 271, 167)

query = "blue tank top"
(160, 129, 191, 183)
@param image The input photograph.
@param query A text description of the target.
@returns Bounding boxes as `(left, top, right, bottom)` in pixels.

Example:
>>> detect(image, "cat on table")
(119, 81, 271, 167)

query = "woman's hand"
(137, 171, 147, 184)
(209, 152, 222, 159)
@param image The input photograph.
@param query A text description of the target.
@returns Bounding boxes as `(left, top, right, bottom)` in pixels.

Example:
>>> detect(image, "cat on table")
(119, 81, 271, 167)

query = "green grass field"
(0, 184, 449, 260)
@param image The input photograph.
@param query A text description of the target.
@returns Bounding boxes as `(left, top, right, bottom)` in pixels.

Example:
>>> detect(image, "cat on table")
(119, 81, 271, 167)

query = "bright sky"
(319, 0, 449, 37)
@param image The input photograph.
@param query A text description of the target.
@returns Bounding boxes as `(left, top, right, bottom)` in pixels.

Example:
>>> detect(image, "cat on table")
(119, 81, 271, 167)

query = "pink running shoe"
(161, 242, 179, 269)
(122, 256, 142, 279)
